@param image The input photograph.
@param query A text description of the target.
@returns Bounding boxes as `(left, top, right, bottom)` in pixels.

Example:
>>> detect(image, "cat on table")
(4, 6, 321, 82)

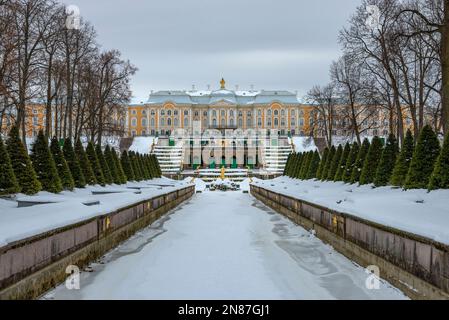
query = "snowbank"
(289, 136, 317, 153)
(129, 136, 157, 154)
(0, 178, 192, 247)
(252, 177, 449, 245)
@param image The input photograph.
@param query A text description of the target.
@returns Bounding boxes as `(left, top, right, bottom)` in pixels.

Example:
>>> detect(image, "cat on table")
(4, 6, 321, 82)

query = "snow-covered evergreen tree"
(6, 126, 41, 195)
(50, 136, 74, 191)
(0, 136, 20, 195)
(30, 130, 62, 193)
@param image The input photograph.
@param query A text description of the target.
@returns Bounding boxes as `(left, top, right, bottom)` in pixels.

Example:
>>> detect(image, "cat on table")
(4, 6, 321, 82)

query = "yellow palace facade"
(125, 79, 315, 137)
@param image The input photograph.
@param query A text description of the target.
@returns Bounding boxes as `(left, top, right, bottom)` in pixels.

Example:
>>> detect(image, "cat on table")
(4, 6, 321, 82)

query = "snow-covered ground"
(0, 177, 191, 247)
(43, 190, 405, 300)
(253, 177, 449, 246)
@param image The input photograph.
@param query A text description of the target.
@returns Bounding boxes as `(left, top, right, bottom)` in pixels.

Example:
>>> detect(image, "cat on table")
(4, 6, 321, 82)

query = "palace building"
(125, 79, 315, 137)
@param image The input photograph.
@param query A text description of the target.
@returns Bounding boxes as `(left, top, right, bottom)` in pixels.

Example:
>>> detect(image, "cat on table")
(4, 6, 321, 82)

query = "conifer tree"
(284, 154, 293, 176)
(50, 136, 74, 191)
(321, 146, 336, 181)
(343, 142, 359, 183)
(350, 138, 370, 184)
(6, 126, 41, 195)
(428, 132, 449, 190)
(121, 150, 135, 181)
(299, 151, 312, 179)
(316, 147, 329, 179)
(152, 154, 162, 178)
(75, 139, 96, 185)
(86, 142, 105, 186)
(96, 144, 113, 185)
(390, 130, 415, 187)
(140, 154, 151, 180)
(130, 151, 142, 181)
(306, 150, 321, 179)
(112, 148, 127, 183)
(359, 136, 384, 185)
(30, 130, 63, 193)
(374, 134, 399, 187)
(104, 145, 120, 184)
(293, 153, 303, 178)
(0, 136, 20, 195)
(405, 125, 441, 189)
(327, 145, 343, 181)
(63, 138, 86, 188)
(334, 143, 351, 181)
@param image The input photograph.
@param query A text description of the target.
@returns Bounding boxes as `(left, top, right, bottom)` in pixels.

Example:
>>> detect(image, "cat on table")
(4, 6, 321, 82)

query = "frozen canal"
(43, 191, 406, 300)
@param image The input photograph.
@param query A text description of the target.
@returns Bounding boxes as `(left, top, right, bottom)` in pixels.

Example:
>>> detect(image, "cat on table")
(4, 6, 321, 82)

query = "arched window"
(221, 118, 225, 126)
(213, 118, 217, 126)
(174, 118, 179, 126)
(230, 110, 234, 117)
(238, 118, 243, 127)
(247, 117, 252, 127)
(184, 118, 189, 127)
(267, 110, 272, 117)
(258, 109, 262, 116)
(299, 118, 305, 126)
(167, 110, 172, 116)
(274, 110, 279, 116)
(274, 118, 279, 126)
(161, 118, 165, 126)
(151, 109, 155, 115)
(281, 118, 286, 126)
(141, 118, 147, 127)
(230, 118, 234, 126)
(131, 118, 137, 127)
(150, 118, 155, 126)
(257, 118, 262, 126)
(212, 110, 217, 117)
(167, 118, 172, 126)
(291, 118, 296, 127)
(281, 110, 285, 116)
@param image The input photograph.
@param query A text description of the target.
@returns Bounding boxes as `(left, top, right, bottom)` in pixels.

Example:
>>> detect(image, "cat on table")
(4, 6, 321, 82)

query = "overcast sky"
(62, 0, 362, 103)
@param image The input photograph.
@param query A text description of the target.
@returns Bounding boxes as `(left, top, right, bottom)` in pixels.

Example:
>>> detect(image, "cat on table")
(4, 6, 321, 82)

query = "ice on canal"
(43, 191, 406, 300)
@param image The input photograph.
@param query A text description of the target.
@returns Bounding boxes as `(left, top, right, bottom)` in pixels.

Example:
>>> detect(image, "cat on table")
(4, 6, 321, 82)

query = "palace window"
(132, 110, 137, 115)
(184, 118, 189, 127)
(174, 110, 178, 116)
(141, 130, 146, 136)
(167, 118, 172, 126)
(281, 118, 286, 126)
(151, 109, 155, 115)
(160, 118, 165, 126)
(247, 111, 251, 117)
(299, 118, 304, 126)
(141, 118, 148, 127)
(150, 118, 155, 126)
(184, 110, 189, 116)
(291, 109, 296, 117)
(274, 110, 279, 116)
(174, 118, 179, 126)
(247, 118, 252, 127)
(258, 109, 262, 116)
(221, 118, 225, 126)
(299, 110, 304, 117)
(131, 118, 137, 127)
(33, 116, 38, 125)
(194, 111, 199, 117)
(257, 118, 262, 126)
(212, 110, 217, 117)
(267, 119, 272, 126)
(142, 110, 147, 116)
(238, 111, 243, 117)
(203, 111, 208, 116)
(161, 110, 165, 116)
(281, 110, 285, 116)
(221, 110, 225, 117)
(274, 118, 279, 126)
(167, 110, 172, 116)
(238, 118, 243, 127)
(230, 118, 234, 126)
(291, 118, 296, 126)
(267, 110, 272, 117)
(213, 119, 217, 126)
(230, 110, 234, 117)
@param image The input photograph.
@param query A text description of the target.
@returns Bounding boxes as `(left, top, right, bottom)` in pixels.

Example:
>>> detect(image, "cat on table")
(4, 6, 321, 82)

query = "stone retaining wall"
(250, 184, 449, 300)
(0, 185, 194, 300)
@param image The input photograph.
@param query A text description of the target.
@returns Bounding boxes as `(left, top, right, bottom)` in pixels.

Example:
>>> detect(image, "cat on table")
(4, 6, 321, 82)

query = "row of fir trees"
(284, 125, 449, 191)
(0, 127, 162, 196)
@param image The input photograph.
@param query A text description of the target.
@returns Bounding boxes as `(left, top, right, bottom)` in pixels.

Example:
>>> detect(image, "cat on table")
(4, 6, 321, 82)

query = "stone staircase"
(152, 140, 184, 174)
(261, 140, 294, 174)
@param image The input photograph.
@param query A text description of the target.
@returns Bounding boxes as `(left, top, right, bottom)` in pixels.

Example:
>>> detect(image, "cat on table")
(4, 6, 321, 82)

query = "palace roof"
(146, 88, 300, 106)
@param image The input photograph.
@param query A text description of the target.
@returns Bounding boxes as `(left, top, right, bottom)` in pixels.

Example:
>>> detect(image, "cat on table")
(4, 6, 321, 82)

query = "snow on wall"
(253, 177, 449, 246)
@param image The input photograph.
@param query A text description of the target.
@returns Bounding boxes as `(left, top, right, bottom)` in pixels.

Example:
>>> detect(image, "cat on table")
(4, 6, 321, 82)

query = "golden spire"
(220, 78, 226, 89)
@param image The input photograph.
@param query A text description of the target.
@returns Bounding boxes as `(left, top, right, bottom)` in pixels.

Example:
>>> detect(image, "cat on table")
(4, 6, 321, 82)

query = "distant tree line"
(306, 0, 448, 147)
(0, 0, 136, 145)
(0, 126, 162, 195)
(284, 126, 449, 190)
